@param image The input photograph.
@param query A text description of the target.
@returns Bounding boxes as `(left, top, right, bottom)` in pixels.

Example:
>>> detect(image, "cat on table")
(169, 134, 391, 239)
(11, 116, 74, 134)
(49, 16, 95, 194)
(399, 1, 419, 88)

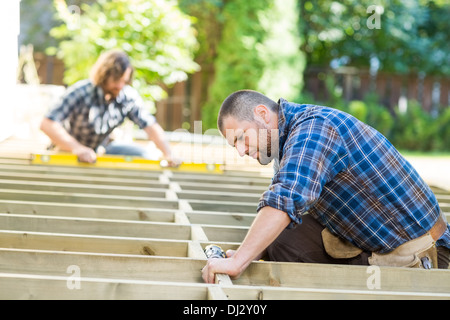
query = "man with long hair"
(40, 50, 177, 164)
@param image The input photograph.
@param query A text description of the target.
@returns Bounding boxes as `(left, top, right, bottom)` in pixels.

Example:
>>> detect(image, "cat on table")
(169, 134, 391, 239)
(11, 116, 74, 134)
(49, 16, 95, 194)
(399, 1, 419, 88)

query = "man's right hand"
(72, 145, 97, 163)
(40, 118, 97, 163)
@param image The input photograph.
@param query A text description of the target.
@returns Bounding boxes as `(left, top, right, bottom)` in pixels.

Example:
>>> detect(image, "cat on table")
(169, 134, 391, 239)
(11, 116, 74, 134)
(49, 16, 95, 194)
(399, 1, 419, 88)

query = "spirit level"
(30, 153, 223, 174)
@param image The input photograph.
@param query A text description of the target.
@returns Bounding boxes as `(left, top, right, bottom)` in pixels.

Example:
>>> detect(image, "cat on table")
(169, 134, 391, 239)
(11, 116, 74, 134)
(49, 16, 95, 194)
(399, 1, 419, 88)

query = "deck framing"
(0, 156, 449, 300)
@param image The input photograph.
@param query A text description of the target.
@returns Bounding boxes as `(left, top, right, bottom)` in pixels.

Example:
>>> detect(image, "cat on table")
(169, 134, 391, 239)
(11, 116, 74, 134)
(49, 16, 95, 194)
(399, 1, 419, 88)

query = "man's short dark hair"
(217, 90, 279, 133)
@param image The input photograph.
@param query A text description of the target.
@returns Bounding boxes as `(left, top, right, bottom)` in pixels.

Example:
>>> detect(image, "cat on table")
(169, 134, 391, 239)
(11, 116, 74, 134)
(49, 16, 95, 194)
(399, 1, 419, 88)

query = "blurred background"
(2, 0, 449, 156)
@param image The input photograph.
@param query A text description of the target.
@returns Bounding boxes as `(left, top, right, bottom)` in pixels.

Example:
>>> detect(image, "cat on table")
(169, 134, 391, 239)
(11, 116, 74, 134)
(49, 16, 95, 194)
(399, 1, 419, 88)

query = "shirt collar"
(277, 98, 291, 143)
(95, 85, 104, 103)
(276, 98, 290, 160)
(277, 98, 310, 155)
(95, 83, 126, 104)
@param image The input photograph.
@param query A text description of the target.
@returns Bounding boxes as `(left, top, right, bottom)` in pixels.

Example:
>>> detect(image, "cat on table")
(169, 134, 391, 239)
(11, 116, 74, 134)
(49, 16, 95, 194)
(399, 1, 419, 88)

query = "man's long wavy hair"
(90, 50, 134, 87)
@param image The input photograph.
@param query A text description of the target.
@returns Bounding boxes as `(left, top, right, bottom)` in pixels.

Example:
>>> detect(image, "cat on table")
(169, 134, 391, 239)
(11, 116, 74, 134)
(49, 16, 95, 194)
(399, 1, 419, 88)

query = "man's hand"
(202, 251, 242, 284)
(201, 206, 291, 284)
(160, 156, 183, 168)
(166, 156, 183, 168)
(40, 118, 97, 163)
(72, 145, 97, 163)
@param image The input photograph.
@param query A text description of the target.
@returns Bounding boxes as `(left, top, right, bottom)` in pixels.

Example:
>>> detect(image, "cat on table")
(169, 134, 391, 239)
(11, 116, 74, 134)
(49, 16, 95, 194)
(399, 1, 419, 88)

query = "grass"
(399, 150, 450, 158)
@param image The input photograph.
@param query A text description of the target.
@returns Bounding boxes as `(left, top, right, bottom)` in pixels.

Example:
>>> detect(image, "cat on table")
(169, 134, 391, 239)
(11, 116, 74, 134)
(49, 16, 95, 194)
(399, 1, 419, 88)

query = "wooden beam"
(177, 181, 266, 194)
(0, 249, 205, 284)
(0, 148, 448, 301)
(178, 190, 260, 203)
(0, 230, 189, 257)
(0, 213, 191, 240)
(0, 273, 211, 300)
(0, 171, 163, 188)
(0, 230, 241, 259)
(0, 163, 162, 179)
(0, 158, 29, 165)
(185, 228, 234, 286)
(436, 194, 450, 202)
(172, 172, 270, 187)
(1, 272, 448, 300)
(186, 211, 256, 227)
(201, 225, 249, 243)
(235, 260, 450, 294)
(0, 189, 179, 209)
(0, 200, 177, 222)
(188, 199, 256, 213)
(222, 285, 450, 300)
(0, 178, 167, 197)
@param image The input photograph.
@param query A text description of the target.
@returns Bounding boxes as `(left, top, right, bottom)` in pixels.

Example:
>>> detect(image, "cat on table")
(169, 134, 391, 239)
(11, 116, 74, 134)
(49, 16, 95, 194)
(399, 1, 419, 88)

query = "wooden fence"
(155, 68, 214, 132)
(155, 67, 450, 131)
(33, 54, 450, 132)
(304, 67, 450, 113)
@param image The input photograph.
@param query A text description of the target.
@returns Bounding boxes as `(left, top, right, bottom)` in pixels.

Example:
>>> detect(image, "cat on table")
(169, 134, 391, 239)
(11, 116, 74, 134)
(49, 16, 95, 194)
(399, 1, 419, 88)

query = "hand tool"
(203, 245, 232, 286)
(204, 245, 227, 259)
(30, 152, 222, 173)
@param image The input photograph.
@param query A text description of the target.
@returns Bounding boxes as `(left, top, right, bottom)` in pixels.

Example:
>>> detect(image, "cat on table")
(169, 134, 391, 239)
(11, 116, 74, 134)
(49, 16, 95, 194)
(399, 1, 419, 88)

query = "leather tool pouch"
(322, 228, 363, 259)
(368, 234, 438, 269)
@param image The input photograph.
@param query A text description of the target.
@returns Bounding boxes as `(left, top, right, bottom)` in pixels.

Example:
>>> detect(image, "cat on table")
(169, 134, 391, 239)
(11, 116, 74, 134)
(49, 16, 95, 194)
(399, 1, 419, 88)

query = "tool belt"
(322, 213, 448, 269)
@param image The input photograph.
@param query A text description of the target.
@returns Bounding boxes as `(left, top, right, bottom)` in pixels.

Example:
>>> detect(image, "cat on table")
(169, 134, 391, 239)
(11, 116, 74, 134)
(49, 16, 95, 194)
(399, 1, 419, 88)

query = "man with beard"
(40, 50, 177, 165)
(202, 90, 450, 283)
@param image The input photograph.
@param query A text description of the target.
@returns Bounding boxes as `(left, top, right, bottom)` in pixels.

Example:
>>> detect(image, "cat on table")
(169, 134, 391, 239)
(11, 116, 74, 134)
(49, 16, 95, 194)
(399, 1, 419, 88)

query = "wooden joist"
(0, 213, 192, 240)
(0, 273, 219, 300)
(0, 230, 191, 257)
(9, 247, 446, 294)
(0, 200, 177, 222)
(236, 260, 450, 293)
(1, 248, 449, 300)
(2, 273, 449, 300)
(0, 154, 449, 300)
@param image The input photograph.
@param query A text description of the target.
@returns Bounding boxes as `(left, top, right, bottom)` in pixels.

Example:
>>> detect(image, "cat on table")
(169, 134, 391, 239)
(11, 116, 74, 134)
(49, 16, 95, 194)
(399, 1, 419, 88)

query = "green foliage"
(391, 101, 434, 151)
(390, 101, 450, 152)
(338, 95, 394, 139)
(200, 0, 269, 130)
(304, 74, 448, 152)
(354, 93, 395, 138)
(341, 98, 449, 152)
(178, 0, 224, 66)
(301, 0, 450, 76)
(434, 108, 450, 151)
(200, 0, 305, 130)
(257, 0, 305, 100)
(49, 0, 199, 102)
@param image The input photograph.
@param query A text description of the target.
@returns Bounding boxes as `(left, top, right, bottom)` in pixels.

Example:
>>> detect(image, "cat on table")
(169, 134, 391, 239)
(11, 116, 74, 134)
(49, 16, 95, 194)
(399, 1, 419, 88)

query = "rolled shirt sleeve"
(122, 86, 157, 130)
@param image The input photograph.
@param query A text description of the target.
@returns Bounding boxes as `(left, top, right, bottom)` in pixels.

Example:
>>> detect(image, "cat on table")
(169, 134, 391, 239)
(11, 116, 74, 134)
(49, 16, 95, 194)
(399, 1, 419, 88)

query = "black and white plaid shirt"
(46, 80, 156, 150)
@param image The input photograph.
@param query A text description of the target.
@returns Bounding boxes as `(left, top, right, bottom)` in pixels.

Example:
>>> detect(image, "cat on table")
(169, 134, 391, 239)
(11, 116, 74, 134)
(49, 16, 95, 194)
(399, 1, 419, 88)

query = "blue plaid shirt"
(46, 80, 156, 151)
(258, 99, 450, 253)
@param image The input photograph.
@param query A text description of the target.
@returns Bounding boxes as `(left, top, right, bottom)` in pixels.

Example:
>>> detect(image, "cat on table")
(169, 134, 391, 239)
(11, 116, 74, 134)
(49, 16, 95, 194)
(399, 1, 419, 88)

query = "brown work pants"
(266, 214, 450, 269)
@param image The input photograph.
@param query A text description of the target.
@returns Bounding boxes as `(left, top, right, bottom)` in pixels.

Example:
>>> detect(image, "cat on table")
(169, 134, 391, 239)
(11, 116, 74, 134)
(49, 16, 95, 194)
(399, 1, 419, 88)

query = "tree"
(49, 0, 199, 104)
(300, 0, 450, 75)
(197, 0, 305, 130)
